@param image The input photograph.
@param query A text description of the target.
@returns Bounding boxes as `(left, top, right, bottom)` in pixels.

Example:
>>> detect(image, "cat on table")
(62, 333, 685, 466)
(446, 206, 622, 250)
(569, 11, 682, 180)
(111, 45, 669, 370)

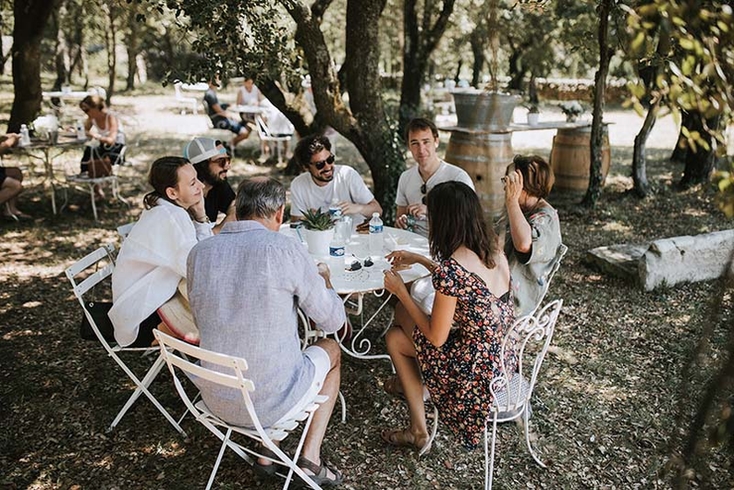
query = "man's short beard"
(197, 162, 223, 186)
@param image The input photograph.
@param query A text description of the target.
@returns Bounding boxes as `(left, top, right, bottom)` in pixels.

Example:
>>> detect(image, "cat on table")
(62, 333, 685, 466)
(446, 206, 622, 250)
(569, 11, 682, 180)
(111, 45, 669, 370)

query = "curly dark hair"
(294, 134, 332, 169)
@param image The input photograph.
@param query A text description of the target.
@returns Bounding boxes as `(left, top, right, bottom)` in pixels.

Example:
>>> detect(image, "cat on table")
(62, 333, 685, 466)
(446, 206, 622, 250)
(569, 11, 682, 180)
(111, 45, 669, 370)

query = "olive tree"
(161, 0, 405, 223)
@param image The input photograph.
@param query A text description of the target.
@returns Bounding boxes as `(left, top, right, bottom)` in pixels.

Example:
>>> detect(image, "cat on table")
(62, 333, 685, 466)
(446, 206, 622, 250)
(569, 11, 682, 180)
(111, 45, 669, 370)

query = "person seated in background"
(235, 76, 264, 126)
(109, 156, 213, 348)
(0, 134, 30, 221)
(501, 154, 565, 317)
(394, 117, 474, 237)
(290, 134, 381, 226)
(78, 95, 126, 200)
(381, 181, 515, 455)
(204, 75, 250, 151)
(187, 177, 345, 486)
(184, 137, 236, 234)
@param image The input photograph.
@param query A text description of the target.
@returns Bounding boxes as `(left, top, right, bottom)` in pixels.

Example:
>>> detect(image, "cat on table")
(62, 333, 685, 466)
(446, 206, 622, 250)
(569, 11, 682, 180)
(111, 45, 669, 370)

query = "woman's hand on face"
(503, 169, 524, 204)
(386, 250, 417, 270)
(383, 269, 408, 297)
(189, 198, 206, 219)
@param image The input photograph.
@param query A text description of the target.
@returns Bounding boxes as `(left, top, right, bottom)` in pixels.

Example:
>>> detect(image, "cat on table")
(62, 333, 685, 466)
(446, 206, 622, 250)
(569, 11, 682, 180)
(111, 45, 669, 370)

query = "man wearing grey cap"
(184, 137, 236, 233)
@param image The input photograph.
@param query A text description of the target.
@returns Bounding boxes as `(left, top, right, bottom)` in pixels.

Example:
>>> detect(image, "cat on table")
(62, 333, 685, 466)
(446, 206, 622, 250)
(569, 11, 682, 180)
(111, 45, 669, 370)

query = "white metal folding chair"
(153, 330, 327, 490)
(484, 299, 563, 489)
(64, 145, 129, 221)
(255, 114, 292, 164)
(65, 244, 187, 436)
(174, 80, 199, 115)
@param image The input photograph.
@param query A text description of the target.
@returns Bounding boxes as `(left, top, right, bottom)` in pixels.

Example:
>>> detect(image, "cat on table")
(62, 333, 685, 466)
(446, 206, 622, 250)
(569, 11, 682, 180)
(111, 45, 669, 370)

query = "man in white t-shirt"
(290, 134, 382, 225)
(395, 117, 474, 237)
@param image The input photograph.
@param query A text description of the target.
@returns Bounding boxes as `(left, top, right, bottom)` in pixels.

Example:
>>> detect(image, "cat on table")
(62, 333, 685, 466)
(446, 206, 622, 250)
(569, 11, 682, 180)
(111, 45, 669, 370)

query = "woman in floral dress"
(382, 181, 516, 454)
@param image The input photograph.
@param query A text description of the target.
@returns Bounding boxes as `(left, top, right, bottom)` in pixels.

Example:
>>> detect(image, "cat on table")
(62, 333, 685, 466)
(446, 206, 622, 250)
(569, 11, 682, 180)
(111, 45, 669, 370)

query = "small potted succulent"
(299, 208, 335, 256)
(526, 104, 540, 126)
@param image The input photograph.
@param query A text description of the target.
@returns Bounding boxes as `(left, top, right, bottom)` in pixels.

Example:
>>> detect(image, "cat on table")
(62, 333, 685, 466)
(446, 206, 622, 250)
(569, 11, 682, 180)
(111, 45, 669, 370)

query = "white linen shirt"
(290, 164, 375, 224)
(109, 199, 212, 347)
(396, 160, 475, 236)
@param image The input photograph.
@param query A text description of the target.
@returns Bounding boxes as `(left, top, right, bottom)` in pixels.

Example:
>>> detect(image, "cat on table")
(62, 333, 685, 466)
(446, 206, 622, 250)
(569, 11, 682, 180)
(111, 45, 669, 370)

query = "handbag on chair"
(88, 158, 112, 178)
(79, 301, 115, 341)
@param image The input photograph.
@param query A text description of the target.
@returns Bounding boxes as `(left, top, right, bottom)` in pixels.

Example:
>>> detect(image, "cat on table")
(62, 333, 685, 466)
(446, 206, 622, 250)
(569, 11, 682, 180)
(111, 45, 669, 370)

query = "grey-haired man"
(187, 177, 345, 486)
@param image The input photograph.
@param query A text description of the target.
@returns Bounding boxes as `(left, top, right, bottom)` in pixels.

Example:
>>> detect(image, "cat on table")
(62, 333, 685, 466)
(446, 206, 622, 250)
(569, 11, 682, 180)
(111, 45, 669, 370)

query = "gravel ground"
(0, 89, 732, 489)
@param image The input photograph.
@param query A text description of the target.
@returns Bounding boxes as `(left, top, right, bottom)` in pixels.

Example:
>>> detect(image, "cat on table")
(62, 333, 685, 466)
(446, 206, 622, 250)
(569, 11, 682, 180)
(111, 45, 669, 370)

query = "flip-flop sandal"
(296, 456, 343, 487)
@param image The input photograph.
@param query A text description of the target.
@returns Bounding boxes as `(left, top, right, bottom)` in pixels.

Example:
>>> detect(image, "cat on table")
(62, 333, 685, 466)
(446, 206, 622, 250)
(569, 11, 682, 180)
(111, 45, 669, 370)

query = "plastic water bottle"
(368, 213, 384, 255)
(329, 232, 345, 278)
(75, 120, 86, 140)
(328, 198, 342, 220)
(19, 124, 30, 146)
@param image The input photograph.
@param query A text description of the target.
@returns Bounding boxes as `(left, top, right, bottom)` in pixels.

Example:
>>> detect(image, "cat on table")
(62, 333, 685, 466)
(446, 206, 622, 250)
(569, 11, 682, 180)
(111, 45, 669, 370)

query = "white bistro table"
(281, 224, 431, 362)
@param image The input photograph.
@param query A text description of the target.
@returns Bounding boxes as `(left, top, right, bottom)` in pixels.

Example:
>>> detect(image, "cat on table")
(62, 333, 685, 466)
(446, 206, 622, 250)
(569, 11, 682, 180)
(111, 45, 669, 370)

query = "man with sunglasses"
(184, 137, 236, 234)
(290, 134, 382, 225)
(395, 117, 474, 237)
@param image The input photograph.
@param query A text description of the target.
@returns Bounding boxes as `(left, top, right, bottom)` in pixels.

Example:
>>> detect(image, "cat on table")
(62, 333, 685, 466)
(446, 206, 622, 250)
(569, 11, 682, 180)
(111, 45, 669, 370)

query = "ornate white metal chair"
(484, 299, 563, 489)
(153, 329, 327, 490)
(64, 243, 187, 436)
(64, 145, 129, 221)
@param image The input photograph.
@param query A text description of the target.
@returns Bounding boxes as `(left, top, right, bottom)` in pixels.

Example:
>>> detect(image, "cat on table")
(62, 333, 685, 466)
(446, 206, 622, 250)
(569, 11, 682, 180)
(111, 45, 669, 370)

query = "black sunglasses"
(311, 154, 335, 170)
(420, 183, 427, 194)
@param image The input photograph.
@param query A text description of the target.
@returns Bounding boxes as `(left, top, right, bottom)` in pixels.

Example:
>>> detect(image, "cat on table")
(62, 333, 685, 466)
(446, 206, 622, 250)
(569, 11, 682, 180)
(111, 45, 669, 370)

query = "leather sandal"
(296, 456, 343, 487)
(253, 446, 279, 477)
(381, 428, 431, 456)
(383, 376, 404, 399)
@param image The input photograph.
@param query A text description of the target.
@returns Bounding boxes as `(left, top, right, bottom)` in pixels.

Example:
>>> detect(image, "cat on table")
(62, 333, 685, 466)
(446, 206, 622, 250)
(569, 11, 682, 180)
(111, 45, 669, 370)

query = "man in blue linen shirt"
(187, 177, 345, 485)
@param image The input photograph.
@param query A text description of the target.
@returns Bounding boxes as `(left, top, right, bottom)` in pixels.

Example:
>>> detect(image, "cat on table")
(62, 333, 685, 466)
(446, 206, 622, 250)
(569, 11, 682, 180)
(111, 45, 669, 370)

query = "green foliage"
(625, 1, 733, 152)
(713, 160, 734, 217)
(155, 0, 298, 84)
(299, 208, 334, 231)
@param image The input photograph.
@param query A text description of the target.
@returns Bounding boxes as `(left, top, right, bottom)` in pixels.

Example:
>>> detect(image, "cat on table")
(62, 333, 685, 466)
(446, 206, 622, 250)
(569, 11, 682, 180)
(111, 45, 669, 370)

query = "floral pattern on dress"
(413, 257, 517, 449)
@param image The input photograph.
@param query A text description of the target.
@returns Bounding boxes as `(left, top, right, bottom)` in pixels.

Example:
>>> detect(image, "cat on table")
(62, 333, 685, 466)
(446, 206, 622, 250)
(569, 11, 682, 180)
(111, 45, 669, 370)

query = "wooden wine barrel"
(550, 125, 611, 193)
(445, 131, 513, 217)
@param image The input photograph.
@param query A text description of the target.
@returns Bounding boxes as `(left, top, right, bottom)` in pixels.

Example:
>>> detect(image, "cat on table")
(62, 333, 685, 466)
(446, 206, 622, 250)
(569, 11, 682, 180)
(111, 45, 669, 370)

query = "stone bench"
(585, 229, 734, 291)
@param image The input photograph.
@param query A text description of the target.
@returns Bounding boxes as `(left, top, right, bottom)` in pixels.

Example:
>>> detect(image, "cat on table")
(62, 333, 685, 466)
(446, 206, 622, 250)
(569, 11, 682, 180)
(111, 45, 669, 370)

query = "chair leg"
(339, 390, 347, 424)
(523, 403, 546, 468)
(425, 405, 439, 457)
(207, 427, 233, 490)
(88, 183, 98, 221)
(109, 354, 187, 436)
(486, 416, 499, 490)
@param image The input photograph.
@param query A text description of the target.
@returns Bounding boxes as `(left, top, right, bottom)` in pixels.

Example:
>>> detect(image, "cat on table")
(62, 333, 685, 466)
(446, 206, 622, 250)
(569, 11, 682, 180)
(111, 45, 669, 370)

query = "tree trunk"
(9, 0, 57, 133)
(104, 1, 117, 105)
(581, 0, 612, 209)
(0, 12, 6, 76)
(507, 48, 526, 91)
(631, 99, 658, 198)
(280, 0, 407, 224)
(52, 5, 70, 91)
(125, 8, 140, 91)
(470, 30, 485, 88)
(528, 73, 538, 104)
(398, 0, 456, 134)
(345, 0, 405, 224)
(678, 112, 721, 189)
